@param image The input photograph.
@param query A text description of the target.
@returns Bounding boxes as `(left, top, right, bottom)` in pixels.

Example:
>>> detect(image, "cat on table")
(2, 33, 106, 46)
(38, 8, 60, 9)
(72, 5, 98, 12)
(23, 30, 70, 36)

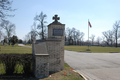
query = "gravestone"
(68, 36, 73, 45)
(32, 14, 65, 78)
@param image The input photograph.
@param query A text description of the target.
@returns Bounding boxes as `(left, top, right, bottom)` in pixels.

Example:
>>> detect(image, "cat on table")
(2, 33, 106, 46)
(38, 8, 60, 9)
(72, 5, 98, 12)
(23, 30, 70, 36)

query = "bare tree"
(71, 28, 85, 45)
(31, 22, 38, 41)
(23, 22, 38, 44)
(113, 21, 120, 47)
(0, 0, 15, 20)
(0, 20, 15, 45)
(71, 28, 76, 41)
(23, 35, 27, 44)
(0, 31, 2, 40)
(96, 37, 101, 46)
(26, 33, 31, 43)
(102, 30, 114, 46)
(90, 34, 95, 46)
(77, 31, 84, 45)
(75, 30, 80, 43)
(34, 11, 47, 40)
(65, 27, 85, 45)
(79, 32, 84, 40)
(3, 35, 7, 45)
(0, 0, 15, 42)
(23, 34, 31, 44)
(101, 36, 106, 46)
(65, 27, 73, 40)
(0, 31, 4, 41)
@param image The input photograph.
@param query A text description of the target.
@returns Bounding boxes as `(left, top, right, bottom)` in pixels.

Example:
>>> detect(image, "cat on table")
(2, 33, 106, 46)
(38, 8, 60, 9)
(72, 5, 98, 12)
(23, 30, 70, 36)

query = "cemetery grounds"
(0, 43, 84, 80)
(65, 45, 120, 53)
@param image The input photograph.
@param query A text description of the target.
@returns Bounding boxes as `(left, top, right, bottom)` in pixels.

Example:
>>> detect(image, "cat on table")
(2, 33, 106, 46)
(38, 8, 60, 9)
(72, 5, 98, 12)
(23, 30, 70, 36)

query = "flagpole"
(88, 19, 89, 49)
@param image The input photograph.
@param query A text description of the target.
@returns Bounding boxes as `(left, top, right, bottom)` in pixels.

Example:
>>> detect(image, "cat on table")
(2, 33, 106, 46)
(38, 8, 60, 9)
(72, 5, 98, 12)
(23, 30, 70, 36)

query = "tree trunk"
(41, 22, 44, 40)
(92, 41, 93, 46)
(116, 33, 117, 48)
(116, 38, 117, 48)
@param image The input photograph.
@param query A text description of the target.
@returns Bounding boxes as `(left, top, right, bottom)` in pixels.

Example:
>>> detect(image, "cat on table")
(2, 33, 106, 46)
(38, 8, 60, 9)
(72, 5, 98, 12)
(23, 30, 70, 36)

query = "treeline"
(65, 27, 85, 45)
(102, 21, 120, 47)
(23, 11, 120, 47)
(23, 12, 47, 44)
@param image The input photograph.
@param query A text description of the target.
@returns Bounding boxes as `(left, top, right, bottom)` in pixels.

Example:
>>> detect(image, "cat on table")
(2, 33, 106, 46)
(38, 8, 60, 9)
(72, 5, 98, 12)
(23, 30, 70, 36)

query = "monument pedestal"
(32, 15, 65, 78)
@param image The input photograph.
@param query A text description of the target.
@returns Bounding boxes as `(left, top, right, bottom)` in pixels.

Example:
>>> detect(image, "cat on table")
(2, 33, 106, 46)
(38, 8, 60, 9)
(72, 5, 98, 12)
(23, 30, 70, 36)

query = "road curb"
(109, 52, 119, 53)
(73, 70, 88, 80)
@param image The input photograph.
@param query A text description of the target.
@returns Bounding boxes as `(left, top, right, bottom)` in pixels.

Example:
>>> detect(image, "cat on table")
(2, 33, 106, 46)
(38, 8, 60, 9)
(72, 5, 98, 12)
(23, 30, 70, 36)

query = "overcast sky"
(7, 0, 120, 41)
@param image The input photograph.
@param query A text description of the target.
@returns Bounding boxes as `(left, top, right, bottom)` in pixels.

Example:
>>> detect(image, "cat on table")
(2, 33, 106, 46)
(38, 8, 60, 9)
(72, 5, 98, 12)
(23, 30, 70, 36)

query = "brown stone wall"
(34, 55, 49, 78)
(46, 40, 62, 72)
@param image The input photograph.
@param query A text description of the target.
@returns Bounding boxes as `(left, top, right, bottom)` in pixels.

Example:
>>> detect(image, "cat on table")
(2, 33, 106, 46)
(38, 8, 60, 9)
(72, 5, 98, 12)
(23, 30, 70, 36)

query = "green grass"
(40, 63, 84, 80)
(65, 46, 120, 53)
(0, 43, 32, 54)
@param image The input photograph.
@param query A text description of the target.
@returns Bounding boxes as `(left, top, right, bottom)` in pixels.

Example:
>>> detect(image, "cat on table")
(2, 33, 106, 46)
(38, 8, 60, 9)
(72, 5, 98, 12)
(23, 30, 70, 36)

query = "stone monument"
(32, 14, 65, 78)
(69, 36, 73, 45)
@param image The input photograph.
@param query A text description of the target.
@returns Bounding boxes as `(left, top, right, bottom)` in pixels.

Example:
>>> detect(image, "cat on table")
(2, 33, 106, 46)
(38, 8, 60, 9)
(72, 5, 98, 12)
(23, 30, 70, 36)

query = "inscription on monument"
(53, 29, 63, 36)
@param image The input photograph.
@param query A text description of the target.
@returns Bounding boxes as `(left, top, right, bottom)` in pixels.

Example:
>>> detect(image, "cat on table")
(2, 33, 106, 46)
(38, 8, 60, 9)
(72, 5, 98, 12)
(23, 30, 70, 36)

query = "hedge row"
(0, 54, 33, 75)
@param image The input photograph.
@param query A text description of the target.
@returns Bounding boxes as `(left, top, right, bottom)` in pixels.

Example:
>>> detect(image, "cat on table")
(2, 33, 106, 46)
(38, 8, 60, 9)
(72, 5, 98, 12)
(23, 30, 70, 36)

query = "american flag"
(88, 20, 92, 28)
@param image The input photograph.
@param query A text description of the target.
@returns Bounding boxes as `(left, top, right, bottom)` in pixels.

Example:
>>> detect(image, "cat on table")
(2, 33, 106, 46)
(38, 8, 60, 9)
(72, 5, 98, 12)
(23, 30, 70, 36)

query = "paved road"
(18, 44, 32, 48)
(64, 50, 120, 80)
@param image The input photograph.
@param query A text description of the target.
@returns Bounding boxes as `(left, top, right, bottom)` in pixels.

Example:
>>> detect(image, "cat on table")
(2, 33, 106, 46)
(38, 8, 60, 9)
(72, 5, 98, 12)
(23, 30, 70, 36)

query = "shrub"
(21, 54, 33, 74)
(0, 54, 33, 75)
(0, 54, 17, 74)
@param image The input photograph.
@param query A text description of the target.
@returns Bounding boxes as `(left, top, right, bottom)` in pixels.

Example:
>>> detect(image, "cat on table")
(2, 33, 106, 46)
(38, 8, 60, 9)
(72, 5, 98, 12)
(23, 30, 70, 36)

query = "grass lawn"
(0, 43, 32, 54)
(65, 45, 120, 53)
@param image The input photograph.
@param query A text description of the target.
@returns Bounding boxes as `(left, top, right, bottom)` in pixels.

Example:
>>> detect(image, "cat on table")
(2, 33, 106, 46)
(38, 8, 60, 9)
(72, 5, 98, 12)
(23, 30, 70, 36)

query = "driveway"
(64, 50, 120, 80)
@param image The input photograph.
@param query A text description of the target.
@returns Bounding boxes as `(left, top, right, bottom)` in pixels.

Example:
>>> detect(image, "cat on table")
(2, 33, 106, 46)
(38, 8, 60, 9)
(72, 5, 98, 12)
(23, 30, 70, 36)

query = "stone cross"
(53, 15, 60, 22)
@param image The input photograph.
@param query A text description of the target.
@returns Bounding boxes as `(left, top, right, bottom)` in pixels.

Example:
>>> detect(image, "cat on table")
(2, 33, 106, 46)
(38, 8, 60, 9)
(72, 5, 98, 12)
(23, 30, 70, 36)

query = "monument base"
(86, 49, 91, 51)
